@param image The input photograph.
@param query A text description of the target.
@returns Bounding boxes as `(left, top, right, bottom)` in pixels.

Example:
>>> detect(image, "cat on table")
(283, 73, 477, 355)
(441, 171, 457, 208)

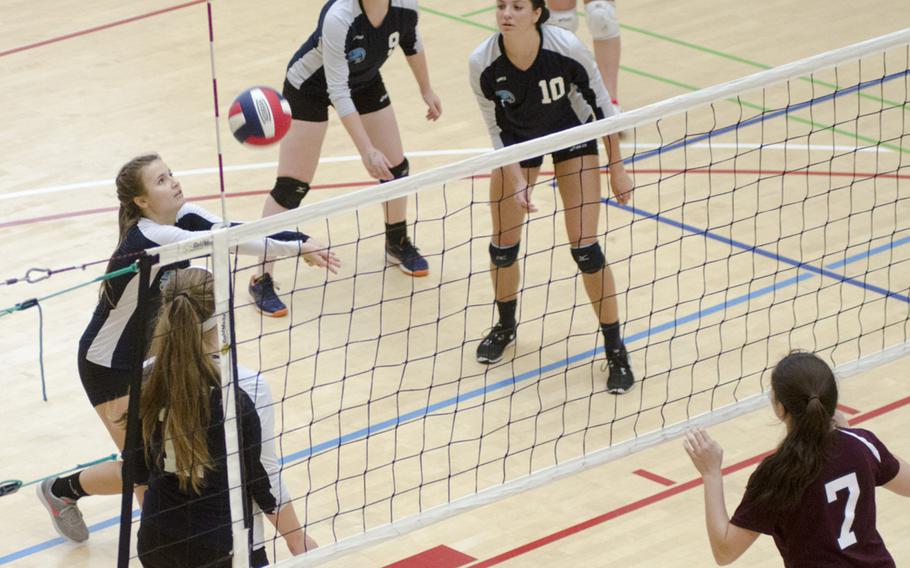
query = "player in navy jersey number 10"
(685, 351, 910, 566)
(469, 0, 635, 393)
(252, 0, 443, 317)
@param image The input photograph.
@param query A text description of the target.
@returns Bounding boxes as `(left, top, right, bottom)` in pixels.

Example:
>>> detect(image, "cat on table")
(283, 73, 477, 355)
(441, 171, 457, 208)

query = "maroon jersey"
(731, 428, 900, 567)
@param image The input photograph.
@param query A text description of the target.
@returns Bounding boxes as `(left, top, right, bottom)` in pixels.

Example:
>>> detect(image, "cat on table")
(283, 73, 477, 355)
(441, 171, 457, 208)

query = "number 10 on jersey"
(539, 77, 566, 104)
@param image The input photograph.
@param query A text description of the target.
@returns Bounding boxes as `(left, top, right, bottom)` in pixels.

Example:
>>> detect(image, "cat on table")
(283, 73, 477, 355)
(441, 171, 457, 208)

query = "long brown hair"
(141, 267, 219, 494)
(100, 153, 161, 305)
(744, 351, 838, 514)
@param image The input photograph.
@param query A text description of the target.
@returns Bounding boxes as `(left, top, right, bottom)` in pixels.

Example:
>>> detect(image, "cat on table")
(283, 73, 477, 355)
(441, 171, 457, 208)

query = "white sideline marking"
(0, 143, 892, 202)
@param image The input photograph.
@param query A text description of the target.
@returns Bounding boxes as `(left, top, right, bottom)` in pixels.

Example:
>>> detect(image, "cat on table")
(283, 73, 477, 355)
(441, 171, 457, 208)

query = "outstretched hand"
(300, 240, 341, 274)
(684, 428, 724, 478)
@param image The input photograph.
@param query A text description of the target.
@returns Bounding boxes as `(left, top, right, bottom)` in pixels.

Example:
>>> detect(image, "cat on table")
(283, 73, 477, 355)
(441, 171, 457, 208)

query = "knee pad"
(270, 177, 310, 210)
(586, 0, 620, 40)
(489, 242, 520, 268)
(571, 242, 605, 274)
(549, 9, 579, 33)
(381, 158, 410, 183)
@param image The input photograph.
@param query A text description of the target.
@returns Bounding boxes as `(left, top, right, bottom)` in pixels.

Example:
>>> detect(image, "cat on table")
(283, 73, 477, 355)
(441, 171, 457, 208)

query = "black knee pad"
(571, 242, 606, 274)
(270, 177, 311, 210)
(490, 242, 520, 268)
(381, 158, 410, 183)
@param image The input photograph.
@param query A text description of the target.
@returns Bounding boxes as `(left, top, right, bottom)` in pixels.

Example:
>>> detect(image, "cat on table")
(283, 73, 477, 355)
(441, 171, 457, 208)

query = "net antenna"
(146, 28, 909, 567)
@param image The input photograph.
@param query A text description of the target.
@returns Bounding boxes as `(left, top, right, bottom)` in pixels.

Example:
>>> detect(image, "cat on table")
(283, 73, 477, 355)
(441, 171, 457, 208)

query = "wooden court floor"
(1, 0, 908, 566)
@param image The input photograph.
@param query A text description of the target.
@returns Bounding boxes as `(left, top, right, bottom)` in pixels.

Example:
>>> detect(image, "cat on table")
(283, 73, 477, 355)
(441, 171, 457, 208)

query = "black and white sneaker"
(476, 322, 516, 364)
(605, 346, 635, 394)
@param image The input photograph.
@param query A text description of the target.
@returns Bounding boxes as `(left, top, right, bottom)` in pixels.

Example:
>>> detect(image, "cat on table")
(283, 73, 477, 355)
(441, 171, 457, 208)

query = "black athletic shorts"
(77, 347, 131, 407)
(137, 524, 268, 568)
(283, 74, 392, 122)
(518, 138, 599, 169)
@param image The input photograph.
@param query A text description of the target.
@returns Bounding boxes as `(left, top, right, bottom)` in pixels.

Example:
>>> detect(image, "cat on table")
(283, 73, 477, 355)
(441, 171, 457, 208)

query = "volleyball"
(228, 86, 292, 146)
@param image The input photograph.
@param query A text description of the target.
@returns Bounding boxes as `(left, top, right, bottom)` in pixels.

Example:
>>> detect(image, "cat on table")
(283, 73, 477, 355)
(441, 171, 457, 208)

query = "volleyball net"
(136, 28, 910, 566)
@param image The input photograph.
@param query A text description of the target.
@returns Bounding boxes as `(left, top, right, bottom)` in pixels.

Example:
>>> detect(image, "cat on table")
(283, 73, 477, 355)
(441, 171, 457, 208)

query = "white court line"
(0, 142, 892, 202)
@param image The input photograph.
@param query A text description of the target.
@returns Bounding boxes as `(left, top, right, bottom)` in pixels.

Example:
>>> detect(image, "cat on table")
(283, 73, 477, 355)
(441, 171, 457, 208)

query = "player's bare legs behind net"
(548, 0, 622, 108)
(556, 154, 619, 326)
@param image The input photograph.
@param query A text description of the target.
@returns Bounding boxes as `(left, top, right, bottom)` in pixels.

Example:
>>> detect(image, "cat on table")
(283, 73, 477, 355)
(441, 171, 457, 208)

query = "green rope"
(0, 262, 139, 318)
(0, 453, 119, 497)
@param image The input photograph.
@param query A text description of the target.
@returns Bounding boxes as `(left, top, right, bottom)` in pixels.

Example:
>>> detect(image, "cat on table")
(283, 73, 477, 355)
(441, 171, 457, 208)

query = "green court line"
(457, 5, 908, 110)
(422, 5, 498, 33)
(620, 21, 908, 110)
(423, 5, 909, 155)
(461, 5, 496, 18)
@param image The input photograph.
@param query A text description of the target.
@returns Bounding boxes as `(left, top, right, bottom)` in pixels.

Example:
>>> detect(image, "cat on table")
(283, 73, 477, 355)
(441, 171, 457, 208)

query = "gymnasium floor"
(1, 1, 908, 566)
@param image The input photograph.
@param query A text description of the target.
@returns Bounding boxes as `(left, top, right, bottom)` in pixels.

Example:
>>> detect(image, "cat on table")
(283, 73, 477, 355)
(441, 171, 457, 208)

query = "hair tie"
(808, 395, 819, 402)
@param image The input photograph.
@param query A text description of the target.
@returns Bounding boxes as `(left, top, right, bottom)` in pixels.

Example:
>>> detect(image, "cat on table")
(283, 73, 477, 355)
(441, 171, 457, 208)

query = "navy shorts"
(519, 138, 599, 169)
(78, 348, 131, 407)
(283, 75, 392, 122)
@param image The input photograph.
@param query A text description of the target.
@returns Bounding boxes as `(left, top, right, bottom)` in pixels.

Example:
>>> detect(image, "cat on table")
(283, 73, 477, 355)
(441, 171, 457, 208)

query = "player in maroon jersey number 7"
(684, 351, 910, 566)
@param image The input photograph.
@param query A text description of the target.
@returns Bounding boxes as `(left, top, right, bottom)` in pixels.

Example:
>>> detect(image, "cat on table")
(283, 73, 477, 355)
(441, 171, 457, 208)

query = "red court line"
(635, 168, 910, 181)
(633, 468, 676, 486)
(0, 0, 206, 58)
(848, 396, 910, 425)
(467, 396, 910, 567)
(0, 181, 374, 230)
(384, 545, 476, 568)
(4, 166, 907, 230)
(838, 403, 861, 415)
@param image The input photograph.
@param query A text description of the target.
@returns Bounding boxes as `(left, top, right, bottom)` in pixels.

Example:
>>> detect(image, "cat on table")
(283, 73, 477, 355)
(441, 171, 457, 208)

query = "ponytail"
(530, 0, 550, 28)
(100, 153, 161, 306)
(140, 268, 218, 494)
(744, 352, 838, 514)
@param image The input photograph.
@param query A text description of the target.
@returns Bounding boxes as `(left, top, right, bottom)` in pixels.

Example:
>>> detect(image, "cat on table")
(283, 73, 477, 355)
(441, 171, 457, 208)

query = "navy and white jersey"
(286, 0, 422, 117)
(135, 385, 277, 552)
(80, 203, 307, 370)
(732, 428, 901, 567)
(469, 25, 614, 149)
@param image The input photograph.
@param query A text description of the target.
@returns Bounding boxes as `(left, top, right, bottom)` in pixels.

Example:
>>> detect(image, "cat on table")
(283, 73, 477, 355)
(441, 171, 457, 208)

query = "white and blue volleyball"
(228, 86, 292, 147)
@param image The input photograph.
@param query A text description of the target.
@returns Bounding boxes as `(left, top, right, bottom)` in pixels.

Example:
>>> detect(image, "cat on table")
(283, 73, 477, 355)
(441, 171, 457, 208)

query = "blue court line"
(606, 200, 910, 304)
(4, 234, 908, 565)
(0, 510, 138, 564)
(626, 68, 910, 165)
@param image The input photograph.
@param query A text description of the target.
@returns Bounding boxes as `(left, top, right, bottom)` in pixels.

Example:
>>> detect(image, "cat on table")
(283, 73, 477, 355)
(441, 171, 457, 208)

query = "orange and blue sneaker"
(249, 273, 288, 317)
(386, 237, 429, 277)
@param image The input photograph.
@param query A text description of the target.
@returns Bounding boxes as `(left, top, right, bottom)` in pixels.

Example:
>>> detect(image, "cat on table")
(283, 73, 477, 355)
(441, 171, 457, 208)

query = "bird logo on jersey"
(347, 47, 367, 65)
(494, 90, 516, 107)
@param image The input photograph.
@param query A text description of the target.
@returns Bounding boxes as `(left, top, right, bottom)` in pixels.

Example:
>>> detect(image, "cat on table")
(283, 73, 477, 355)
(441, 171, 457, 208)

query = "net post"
(211, 231, 251, 567)
(116, 254, 153, 568)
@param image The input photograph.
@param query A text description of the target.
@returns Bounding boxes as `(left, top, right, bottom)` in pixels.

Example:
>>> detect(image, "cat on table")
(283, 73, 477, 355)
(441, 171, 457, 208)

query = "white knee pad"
(586, 0, 620, 40)
(549, 9, 579, 33)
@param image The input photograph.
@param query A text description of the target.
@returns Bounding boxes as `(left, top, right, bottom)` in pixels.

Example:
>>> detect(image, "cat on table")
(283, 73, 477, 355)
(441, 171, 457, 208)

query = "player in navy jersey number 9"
(685, 351, 910, 566)
(469, 0, 636, 393)
(252, 0, 444, 317)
